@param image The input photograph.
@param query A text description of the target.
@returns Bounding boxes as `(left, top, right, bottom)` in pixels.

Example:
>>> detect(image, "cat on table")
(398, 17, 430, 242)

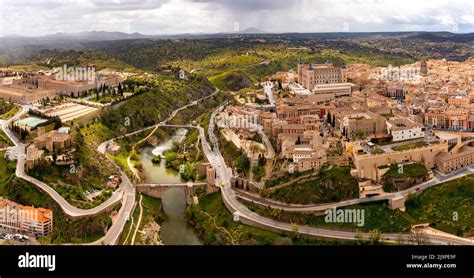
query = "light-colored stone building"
(352, 142, 448, 181)
(386, 117, 424, 142)
(297, 62, 346, 91)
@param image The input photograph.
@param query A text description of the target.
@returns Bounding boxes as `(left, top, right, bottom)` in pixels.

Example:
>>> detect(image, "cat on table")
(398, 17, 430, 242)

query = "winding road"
(2, 86, 473, 245)
(199, 104, 474, 245)
(232, 165, 474, 213)
(0, 89, 219, 245)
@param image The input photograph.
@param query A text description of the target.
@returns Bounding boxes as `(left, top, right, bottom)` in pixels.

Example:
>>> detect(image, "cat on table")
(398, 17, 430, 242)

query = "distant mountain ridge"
(237, 27, 267, 34)
(42, 31, 150, 40)
(1, 30, 473, 42)
(0, 30, 472, 65)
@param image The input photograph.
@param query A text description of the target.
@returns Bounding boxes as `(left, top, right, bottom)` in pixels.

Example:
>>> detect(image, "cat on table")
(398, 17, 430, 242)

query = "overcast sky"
(0, 0, 473, 37)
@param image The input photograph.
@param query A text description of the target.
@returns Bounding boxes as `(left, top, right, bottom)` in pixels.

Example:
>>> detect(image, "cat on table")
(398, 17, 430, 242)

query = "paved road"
(6, 89, 471, 245)
(91, 90, 219, 244)
(91, 141, 135, 245)
(199, 105, 474, 245)
(232, 165, 474, 213)
(0, 90, 219, 245)
(0, 105, 125, 220)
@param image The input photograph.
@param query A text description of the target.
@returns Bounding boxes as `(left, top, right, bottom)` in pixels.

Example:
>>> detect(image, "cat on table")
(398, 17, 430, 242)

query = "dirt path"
(131, 194, 144, 245)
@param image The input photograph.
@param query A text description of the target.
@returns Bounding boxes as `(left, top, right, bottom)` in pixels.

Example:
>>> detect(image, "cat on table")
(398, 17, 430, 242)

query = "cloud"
(0, 0, 473, 36)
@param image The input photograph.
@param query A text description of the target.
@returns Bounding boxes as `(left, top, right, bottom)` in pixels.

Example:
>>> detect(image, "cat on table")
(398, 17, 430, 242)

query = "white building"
(292, 146, 314, 163)
(386, 118, 424, 142)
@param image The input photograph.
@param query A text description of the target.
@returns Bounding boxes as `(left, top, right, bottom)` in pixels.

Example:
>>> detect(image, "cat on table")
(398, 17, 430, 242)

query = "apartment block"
(0, 198, 53, 236)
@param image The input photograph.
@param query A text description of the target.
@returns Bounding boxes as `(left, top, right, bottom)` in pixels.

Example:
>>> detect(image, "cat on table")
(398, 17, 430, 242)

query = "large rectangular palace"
(297, 62, 347, 90)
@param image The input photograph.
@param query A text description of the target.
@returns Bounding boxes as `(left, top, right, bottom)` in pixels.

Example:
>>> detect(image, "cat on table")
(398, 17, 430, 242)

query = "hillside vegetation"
(101, 74, 215, 133)
(266, 167, 359, 204)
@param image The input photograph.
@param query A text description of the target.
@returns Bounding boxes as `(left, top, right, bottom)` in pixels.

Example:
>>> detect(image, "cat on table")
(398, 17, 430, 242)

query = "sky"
(0, 0, 473, 37)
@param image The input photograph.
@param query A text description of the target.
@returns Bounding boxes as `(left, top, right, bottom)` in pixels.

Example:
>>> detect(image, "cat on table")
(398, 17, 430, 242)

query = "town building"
(0, 198, 53, 236)
(34, 127, 71, 152)
(0, 73, 120, 104)
(386, 117, 424, 142)
(352, 142, 448, 181)
(331, 108, 387, 139)
(26, 145, 44, 171)
(436, 146, 474, 173)
(297, 150, 327, 172)
(297, 62, 346, 91)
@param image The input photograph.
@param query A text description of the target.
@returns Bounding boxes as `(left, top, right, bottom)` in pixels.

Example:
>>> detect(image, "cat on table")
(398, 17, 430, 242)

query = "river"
(140, 128, 202, 245)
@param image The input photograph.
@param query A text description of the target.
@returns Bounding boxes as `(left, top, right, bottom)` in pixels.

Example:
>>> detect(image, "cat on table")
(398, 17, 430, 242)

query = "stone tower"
(297, 55, 304, 84)
(420, 60, 428, 76)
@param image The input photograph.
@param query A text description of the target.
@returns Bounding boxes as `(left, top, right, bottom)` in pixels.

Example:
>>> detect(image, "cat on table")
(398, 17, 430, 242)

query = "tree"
(369, 229, 381, 245)
(52, 149, 58, 164)
(291, 223, 299, 240)
(235, 155, 250, 174)
(258, 154, 266, 167)
(355, 229, 364, 244)
(118, 83, 124, 96)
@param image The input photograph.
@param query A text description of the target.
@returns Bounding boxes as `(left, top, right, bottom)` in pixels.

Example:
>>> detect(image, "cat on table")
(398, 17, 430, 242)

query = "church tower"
(420, 60, 428, 76)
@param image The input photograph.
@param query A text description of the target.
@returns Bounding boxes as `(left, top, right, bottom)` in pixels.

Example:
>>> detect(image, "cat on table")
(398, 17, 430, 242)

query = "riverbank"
(119, 193, 166, 245)
(136, 132, 203, 245)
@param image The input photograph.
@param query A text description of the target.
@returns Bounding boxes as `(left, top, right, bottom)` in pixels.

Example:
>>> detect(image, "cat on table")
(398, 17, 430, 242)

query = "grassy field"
(107, 132, 149, 180)
(405, 174, 474, 237)
(208, 70, 252, 91)
(0, 128, 13, 147)
(370, 149, 385, 154)
(392, 141, 428, 151)
(267, 166, 359, 204)
(0, 104, 21, 120)
(383, 163, 428, 179)
(0, 152, 16, 195)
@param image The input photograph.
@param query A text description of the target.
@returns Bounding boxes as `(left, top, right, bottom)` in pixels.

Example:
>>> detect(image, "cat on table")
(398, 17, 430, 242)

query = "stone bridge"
(136, 182, 219, 205)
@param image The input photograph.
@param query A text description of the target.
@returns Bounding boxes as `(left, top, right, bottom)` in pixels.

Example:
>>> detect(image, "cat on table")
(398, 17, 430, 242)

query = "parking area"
(0, 231, 39, 245)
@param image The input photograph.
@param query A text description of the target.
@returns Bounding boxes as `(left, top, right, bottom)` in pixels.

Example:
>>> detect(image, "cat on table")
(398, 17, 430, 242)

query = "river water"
(140, 128, 202, 245)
